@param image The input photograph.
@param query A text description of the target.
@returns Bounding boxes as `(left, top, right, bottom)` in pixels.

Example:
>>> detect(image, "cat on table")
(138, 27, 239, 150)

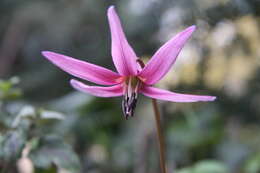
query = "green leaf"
(175, 160, 228, 173)
(0, 80, 12, 92)
(175, 168, 194, 173)
(0, 77, 22, 100)
(244, 153, 260, 173)
(194, 160, 228, 173)
(12, 105, 36, 128)
(6, 88, 22, 100)
(0, 131, 26, 160)
(39, 110, 65, 120)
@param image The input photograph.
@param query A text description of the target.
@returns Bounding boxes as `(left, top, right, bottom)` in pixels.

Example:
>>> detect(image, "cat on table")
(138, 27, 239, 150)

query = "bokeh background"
(1, 0, 260, 173)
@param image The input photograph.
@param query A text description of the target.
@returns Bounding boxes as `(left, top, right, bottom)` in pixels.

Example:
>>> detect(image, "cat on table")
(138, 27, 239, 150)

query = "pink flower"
(42, 6, 216, 119)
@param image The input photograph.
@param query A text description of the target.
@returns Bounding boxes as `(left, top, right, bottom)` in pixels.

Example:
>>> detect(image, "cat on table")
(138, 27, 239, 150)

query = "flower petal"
(140, 86, 216, 102)
(42, 51, 122, 85)
(139, 26, 196, 85)
(107, 6, 138, 76)
(70, 79, 123, 97)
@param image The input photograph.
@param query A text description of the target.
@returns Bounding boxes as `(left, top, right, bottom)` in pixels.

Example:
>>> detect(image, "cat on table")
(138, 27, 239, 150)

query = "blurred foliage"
(0, 78, 80, 172)
(0, 77, 22, 100)
(176, 160, 229, 173)
(1, 0, 260, 172)
(244, 154, 260, 173)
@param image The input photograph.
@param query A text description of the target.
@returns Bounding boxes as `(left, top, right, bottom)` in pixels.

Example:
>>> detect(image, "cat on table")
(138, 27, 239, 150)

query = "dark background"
(1, 0, 260, 172)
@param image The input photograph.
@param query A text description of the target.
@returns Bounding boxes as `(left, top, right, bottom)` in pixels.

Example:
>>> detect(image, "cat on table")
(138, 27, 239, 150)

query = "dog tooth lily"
(42, 6, 216, 119)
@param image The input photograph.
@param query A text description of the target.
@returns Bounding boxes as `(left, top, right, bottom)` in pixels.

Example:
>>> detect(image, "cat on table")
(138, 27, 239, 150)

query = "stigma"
(122, 76, 141, 119)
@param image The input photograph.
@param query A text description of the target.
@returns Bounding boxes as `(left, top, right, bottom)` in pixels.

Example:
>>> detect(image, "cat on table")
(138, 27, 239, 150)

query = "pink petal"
(141, 86, 216, 102)
(70, 79, 123, 97)
(42, 51, 122, 85)
(139, 26, 196, 85)
(107, 6, 138, 76)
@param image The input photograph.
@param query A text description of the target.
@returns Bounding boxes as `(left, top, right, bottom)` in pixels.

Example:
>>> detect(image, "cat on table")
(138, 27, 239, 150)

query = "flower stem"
(152, 99, 167, 173)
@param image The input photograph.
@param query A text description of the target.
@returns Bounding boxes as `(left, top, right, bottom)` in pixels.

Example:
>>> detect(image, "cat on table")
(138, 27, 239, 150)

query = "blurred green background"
(1, 0, 260, 173)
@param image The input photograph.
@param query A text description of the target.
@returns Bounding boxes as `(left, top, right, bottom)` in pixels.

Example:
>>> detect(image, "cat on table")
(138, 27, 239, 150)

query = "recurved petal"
(107, 6, 138, 76)
(139, 26, 196, 85)
(42, 51, 122, 85)
(140, 86, 216, 102)
(70, 79, 124, 97)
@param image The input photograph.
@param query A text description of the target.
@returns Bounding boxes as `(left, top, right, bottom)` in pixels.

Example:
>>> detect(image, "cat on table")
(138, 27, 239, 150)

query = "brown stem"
(152, 99, 167, 173)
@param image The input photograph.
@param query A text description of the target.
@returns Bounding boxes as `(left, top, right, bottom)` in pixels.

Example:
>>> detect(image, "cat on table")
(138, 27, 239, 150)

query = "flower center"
(122, 76, 141, 119)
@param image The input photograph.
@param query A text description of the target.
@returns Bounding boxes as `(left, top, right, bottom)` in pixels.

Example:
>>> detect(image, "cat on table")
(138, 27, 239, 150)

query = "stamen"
(136, 59, 145, 68)
(122, 76, 140, 119)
